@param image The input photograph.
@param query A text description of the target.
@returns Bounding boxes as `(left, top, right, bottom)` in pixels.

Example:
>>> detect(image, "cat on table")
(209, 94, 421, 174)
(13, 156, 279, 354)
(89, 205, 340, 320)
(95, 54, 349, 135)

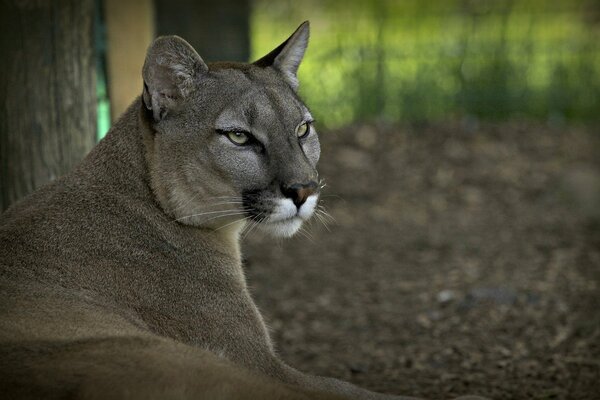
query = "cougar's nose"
(281, 181, 318, 208)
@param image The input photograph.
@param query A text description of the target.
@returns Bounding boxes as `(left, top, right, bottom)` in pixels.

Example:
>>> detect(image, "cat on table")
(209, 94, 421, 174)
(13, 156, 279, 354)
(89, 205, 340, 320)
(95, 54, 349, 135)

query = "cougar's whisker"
(199, 201, 244, 208)
(242, 213, 264, 241)
(319, 194, 344, 201)
(174, 209, 246, 223)
(316, 205, 336, 223)
(296, 227, 314, 243)
(202, 211, 249, 224)
(314, 210, 331, 232)
(169, 192, 202, 214)
(214, 215, 253, 232)
(240, 214, 256, 236)
(184, 201, 245, 213)
(169, 194, 244, 215)
(204, 196, 244, 202)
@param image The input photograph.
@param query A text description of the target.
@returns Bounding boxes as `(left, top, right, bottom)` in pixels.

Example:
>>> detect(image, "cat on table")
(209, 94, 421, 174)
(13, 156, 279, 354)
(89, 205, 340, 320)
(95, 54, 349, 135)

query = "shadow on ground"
(244, 121, 600, 400)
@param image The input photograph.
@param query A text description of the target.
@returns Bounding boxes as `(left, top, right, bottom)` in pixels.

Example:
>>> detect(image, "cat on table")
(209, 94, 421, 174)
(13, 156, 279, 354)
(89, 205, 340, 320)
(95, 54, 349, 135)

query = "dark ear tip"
(299, 20, 310, 34)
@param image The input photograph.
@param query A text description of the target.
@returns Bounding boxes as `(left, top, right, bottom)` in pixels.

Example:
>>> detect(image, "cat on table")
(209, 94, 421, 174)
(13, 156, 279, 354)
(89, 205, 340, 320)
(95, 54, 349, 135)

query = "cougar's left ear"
(253, 21, 310, 91)
(142, 35, 208, 122)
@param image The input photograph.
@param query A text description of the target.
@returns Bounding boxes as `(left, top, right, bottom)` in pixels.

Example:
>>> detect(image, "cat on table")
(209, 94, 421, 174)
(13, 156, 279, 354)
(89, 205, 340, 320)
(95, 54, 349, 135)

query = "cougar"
(0, 22, 482, 400)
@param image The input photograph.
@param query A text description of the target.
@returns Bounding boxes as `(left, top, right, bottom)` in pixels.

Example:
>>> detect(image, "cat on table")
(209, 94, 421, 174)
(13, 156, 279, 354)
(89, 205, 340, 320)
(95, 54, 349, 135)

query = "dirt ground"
(243, 121, 600, 400)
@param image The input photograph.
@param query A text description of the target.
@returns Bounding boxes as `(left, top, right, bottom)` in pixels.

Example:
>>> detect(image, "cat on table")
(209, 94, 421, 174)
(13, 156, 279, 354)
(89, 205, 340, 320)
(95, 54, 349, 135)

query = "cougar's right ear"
(253, 21, 310, 91)
(142, 36, 208, 122)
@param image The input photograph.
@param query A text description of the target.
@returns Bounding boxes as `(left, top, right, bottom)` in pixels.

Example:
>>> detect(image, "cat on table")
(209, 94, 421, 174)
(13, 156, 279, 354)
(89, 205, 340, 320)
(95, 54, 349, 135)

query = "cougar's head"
(141, 22, 320, 238)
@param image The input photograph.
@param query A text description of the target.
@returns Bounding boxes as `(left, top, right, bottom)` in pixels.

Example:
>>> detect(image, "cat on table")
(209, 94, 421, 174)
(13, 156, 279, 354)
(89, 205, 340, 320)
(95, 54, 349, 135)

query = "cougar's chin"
(259, 217, 304, 238)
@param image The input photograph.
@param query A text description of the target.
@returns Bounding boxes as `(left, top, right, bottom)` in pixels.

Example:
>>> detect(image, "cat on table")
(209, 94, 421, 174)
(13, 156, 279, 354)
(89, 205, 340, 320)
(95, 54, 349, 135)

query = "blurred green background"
(252, 0, 599, 127)
(96, 0, 600, 135)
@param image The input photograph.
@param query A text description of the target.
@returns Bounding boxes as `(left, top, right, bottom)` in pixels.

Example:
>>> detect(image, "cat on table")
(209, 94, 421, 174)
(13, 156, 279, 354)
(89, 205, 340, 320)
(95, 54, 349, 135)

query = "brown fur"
(0, 101, 342, 399)
(0, 22, 480, 400)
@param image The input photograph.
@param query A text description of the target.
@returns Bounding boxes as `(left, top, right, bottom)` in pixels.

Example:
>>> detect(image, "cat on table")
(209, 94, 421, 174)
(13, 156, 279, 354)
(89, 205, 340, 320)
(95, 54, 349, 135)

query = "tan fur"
(0, 22, 481, 400)
(0, 100, 342, 399)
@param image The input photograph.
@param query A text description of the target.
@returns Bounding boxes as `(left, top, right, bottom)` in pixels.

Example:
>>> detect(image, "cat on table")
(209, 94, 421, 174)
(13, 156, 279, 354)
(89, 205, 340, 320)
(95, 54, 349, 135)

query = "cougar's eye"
(296, 122, 310, 139)
(227, 131, 249, 145)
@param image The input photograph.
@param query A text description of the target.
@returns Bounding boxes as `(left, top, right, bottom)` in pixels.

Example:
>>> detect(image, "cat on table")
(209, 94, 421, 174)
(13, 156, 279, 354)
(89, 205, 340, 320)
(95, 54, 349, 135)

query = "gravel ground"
(244, 121, 600, 400)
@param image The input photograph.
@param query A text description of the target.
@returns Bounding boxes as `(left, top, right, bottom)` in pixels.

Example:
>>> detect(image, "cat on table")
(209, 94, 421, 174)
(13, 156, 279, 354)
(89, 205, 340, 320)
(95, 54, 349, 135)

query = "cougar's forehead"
(231, 94, 307, 138)
(208, 67, 309, 129)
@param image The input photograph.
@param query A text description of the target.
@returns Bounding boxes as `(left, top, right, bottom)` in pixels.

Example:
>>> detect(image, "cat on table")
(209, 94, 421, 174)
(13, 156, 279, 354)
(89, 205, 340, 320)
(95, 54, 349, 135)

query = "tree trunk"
(154, 0, 250, 63)
(0, 0, 96, 212)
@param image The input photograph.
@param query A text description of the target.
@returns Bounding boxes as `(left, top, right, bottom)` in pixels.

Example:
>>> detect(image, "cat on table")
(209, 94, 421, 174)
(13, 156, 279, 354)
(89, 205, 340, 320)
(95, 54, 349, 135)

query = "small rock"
(437, 289, 457, 304)
(467, 286, 518, 306)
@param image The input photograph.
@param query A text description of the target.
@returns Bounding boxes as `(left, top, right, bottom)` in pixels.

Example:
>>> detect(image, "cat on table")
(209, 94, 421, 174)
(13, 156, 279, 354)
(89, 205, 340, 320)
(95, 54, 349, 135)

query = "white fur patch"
(298, 195, 317, 220)
(268, 199, 297, 222)
(260, 217, 303, 238)
(261, 194, 318, 237)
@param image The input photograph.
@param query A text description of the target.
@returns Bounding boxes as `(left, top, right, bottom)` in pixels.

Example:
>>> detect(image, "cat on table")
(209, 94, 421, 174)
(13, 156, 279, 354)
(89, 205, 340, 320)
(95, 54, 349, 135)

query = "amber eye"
(227, 131, 249, 145)
(296, 122, 310, 139)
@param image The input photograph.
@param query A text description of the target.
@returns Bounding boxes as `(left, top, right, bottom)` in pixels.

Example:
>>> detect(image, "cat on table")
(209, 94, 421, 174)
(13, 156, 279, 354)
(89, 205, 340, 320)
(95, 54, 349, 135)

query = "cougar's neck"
(75, 98, 155, 205)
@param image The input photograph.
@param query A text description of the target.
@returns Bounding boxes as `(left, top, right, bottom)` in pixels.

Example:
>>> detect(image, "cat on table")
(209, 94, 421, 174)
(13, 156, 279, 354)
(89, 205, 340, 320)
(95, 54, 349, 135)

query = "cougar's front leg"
(268, 360, 420, 400)
(199, 289, 420, 400)
(273, 360, 486, 400)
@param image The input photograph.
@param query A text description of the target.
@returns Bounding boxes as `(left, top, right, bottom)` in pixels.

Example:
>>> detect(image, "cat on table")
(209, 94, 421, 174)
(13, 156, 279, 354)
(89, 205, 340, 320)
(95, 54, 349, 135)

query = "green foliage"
(96, 72, 110, 140)
(251, 0, 600, 128)
(95, 0, 111, 140)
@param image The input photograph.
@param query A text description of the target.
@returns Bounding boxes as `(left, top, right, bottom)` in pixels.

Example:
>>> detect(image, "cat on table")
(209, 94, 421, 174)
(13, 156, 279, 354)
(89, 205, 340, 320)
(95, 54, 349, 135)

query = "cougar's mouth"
(241, 190, 319, 238)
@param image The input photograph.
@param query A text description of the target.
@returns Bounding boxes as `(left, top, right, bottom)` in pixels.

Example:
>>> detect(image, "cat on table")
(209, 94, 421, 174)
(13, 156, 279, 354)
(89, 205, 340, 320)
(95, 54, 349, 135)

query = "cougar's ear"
(253, 21, 310, 91)
(142, 36, 208, 121)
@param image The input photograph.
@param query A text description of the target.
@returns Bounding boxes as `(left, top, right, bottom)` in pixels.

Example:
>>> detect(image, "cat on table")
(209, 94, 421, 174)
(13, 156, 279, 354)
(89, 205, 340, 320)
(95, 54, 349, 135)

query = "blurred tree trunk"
(0, 0, 96, 212)
(154, 0, 250, 62)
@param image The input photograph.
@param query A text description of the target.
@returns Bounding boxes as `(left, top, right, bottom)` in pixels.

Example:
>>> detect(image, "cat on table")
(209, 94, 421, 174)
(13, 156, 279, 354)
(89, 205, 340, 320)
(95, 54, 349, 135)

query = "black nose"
(281, 181, 318, 208)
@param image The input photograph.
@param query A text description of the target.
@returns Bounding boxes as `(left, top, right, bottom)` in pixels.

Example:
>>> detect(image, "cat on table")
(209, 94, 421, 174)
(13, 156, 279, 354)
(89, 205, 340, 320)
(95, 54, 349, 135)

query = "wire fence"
(251, 0, 600, 127)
